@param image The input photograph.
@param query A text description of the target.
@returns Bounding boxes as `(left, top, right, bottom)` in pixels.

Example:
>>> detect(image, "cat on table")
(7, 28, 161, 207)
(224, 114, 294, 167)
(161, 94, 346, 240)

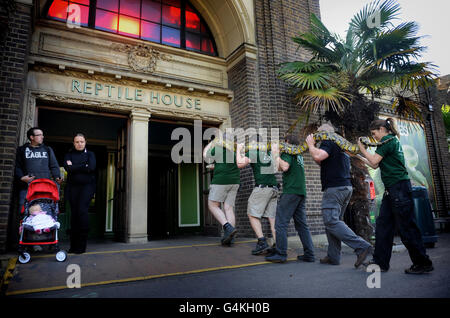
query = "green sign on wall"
(368, 118, 437, 216)
(178, 163, 200, 227)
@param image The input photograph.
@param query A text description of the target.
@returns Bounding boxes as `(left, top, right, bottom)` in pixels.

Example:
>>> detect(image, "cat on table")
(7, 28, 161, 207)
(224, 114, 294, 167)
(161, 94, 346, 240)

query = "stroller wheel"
(18, 252, 31, 264)
(56, 250, 67, 262)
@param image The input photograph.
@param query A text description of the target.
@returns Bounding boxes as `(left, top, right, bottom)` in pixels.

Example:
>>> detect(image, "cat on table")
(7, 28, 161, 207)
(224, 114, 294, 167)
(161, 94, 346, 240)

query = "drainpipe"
(426, 92, 448, 216)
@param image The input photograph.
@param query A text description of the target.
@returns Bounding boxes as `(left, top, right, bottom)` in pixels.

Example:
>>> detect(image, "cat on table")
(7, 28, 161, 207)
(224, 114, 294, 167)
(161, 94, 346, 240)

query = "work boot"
(252, 238, 270, 255)
(364, 259, 388, 272)
(355, 246, 373, 268)
(404, 264, 434, 274)
(221, 223, 237, 246)
(297, 254, 315, 262)
(320, 256, 339, 265)
(266, 243, 277, 255)
(265, 252, 287, 263)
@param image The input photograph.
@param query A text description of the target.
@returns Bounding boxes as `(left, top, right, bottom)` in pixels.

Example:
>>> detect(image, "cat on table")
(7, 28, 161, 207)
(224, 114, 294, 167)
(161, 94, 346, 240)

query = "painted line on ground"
(0, 257, 17, 295)
(6, 257, 297, 296)
(29, 239, 257, 259)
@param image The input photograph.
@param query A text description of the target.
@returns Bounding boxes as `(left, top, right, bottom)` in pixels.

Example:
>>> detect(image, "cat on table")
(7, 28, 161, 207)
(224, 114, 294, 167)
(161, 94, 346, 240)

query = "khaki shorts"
(208, 184, 240, 207)
(247, 186, 278, 219)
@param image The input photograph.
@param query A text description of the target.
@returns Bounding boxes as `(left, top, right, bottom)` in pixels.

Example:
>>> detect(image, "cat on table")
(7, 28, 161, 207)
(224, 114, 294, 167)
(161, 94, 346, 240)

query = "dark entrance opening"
(147, 119, 213, 240)
(37, 106, 127, 241)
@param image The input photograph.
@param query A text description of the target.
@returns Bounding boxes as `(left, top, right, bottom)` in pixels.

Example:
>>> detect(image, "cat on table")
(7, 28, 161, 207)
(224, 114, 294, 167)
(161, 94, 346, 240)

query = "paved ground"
(2, 232, 450, 299)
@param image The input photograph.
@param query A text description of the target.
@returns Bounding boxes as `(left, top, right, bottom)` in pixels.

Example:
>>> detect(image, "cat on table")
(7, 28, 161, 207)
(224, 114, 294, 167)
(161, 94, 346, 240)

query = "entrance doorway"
(147, 120, 212, 239)
(37, 107, 127, 241)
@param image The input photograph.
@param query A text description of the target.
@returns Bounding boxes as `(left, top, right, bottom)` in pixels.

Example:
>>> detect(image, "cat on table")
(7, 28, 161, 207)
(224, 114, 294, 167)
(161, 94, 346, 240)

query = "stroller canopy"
(25, 178, 60, 202)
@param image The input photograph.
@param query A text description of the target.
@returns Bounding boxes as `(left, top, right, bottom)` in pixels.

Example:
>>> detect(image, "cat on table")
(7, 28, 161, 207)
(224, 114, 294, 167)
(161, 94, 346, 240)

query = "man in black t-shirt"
(306, 124, 372, 268)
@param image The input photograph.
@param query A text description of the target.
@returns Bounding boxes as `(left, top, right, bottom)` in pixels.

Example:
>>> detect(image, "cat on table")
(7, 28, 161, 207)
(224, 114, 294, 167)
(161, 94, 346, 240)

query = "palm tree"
(277, 0, 437, 241)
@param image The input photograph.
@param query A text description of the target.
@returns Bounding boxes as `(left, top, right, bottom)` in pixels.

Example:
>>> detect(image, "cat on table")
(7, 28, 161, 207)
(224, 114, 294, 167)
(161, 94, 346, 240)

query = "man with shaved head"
(306, 123, 372, 268)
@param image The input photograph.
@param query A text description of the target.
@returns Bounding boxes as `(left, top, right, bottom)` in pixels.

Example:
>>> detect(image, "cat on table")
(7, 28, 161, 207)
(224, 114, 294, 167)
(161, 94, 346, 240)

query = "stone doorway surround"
(16, 0, 260, 243)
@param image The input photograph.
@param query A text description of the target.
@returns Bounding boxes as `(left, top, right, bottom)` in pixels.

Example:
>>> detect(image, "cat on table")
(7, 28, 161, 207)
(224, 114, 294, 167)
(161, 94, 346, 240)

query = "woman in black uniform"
(64, 133, 96, 254)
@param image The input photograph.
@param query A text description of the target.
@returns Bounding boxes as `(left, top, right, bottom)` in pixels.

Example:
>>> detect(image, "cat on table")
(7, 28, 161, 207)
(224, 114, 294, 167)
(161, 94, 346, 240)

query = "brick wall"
(422, 85, 450, 216)
(230, 0, 450, 242)
(0, 2, 32, 252)
(227, 55, 261, 237)
(226, 0, 324, 239)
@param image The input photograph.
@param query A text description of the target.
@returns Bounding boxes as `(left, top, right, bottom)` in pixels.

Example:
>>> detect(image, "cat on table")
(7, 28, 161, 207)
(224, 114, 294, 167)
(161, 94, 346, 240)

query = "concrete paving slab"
(6, 238, 300, 296)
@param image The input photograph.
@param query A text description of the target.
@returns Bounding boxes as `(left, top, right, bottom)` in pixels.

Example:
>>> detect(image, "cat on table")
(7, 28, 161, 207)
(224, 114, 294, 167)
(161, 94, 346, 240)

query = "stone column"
(127, 110, 151, 243)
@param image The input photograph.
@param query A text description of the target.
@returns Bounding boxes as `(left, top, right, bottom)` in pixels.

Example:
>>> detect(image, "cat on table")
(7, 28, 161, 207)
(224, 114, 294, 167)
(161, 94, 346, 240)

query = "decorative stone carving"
(111, 43, 171, 73)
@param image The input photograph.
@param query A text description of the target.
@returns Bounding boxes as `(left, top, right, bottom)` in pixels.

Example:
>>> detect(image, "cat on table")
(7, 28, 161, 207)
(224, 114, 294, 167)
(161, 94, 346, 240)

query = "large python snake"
(211, 131, 395, 155)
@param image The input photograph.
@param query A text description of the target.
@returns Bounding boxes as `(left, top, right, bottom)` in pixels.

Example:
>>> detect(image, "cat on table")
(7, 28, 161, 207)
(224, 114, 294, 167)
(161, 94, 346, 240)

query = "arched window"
(45, 0, 217, 56)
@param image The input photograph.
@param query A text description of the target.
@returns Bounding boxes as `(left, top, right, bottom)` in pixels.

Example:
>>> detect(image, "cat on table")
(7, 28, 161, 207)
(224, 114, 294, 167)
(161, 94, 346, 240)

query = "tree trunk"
(345, 156, 374, 243)
(324, 93, 379, 243)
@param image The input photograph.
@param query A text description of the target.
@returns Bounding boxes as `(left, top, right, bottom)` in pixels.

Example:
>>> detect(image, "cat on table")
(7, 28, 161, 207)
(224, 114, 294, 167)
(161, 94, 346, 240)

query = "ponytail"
(369, 117, 399, 137)
(385, 118, 399, 137)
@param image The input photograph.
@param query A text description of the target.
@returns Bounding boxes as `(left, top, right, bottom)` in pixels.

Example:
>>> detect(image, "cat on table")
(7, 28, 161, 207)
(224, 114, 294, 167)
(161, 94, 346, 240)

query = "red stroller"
(18, 178, 67, 264)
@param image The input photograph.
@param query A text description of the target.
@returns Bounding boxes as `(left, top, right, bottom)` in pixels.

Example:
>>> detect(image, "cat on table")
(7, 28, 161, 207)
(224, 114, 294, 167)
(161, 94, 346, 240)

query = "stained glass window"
(46, 0, 217, 56)
(95, 9, 118, 32)
(47, 0, 89, 26)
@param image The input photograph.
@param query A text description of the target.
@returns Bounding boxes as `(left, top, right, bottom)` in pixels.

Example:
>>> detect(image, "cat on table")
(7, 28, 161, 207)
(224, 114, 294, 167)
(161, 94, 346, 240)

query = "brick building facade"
(233, 0, 325, 238)
(0, 1, 33, 252)
(421, 78, 450, 217)
(0, 0, 448, 253)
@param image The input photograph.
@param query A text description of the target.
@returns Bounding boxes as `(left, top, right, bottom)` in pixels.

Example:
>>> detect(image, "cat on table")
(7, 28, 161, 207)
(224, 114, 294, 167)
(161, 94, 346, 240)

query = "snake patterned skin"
(211, 131, 395, 155)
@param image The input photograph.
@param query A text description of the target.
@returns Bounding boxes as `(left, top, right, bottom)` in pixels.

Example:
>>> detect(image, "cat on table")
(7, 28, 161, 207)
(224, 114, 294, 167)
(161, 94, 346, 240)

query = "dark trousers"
(68, 183, 95, 252)
(275, 194, 314, 258)
(374, 179, 432, 270)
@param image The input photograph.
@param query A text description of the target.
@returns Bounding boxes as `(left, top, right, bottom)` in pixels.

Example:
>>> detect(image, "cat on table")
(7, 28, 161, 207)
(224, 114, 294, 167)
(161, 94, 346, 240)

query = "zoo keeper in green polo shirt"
(265, 134, 315, 263)
(246, 141, 279, 255)
(203, 131, 250, 246)
(358, 117, 433, 274)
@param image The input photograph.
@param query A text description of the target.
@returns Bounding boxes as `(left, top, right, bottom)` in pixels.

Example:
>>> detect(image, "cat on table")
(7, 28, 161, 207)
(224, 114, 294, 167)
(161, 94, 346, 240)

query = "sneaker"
(405, 264, 434, 275)
(252, 239, 270, 255)
(319, 256, 339, 265)
(297, 254, 315, 262)
(265, 252, 287, 263)
(221, 224, 237, 245)
(355, 246, 373, 268)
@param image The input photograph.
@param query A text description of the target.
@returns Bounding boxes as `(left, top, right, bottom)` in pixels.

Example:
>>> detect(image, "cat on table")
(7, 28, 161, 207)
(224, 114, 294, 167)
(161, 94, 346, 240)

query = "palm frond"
(277, 60, 334, 74)
(394, 62, 438, 90)
(349, 0, 401, 40)
(391, 95, 424, 121)
(359, 69, 397, 90)
(362, 22, 423, 70)
(292, 14, 342, 63)
(279, 73, 330, 90)
(277, 60, 339, 90)
(295, 88, 351, 113)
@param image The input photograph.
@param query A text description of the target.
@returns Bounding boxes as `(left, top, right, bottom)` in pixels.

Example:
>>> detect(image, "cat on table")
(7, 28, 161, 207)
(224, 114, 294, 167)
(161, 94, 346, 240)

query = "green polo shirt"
(375, 134, 409, 188)
(209, 147, 240, 185)
(246, 150, 277, 186)
(280, 153, 306, 196)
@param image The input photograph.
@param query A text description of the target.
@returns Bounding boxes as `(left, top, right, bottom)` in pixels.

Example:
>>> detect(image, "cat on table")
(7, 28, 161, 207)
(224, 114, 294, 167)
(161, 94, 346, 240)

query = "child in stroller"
(21, 203, 60, 234)
(18, 178, 67, 264)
